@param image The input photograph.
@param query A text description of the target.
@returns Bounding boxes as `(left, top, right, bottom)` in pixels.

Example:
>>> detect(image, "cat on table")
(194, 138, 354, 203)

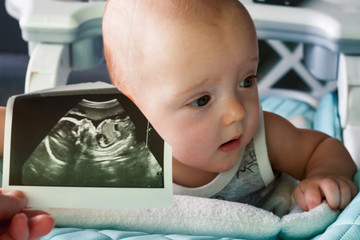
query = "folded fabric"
(45, 170, 360, 240)
(48, 196, 338, 240)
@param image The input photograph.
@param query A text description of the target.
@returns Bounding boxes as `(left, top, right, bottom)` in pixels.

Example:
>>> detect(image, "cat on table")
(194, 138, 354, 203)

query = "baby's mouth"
(219, 137, 241, 153)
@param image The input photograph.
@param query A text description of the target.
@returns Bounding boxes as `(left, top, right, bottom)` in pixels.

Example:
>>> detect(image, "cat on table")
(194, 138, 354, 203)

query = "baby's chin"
(216, 144, 248, 173)
(208, 154, 241, 173)
(217, 159, 239, 173)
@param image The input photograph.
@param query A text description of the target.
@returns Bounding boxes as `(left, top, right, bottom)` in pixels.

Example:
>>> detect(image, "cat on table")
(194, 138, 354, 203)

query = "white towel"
(47, 194, 338, 239)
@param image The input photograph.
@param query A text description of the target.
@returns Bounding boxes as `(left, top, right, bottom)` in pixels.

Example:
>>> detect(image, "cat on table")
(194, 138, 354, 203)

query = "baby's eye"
(240, 76, 256, 88)
(188, 95, 211, 107)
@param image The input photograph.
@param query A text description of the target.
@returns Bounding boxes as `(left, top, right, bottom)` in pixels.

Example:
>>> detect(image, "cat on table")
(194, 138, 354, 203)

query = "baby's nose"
(221, 98, 245, 126)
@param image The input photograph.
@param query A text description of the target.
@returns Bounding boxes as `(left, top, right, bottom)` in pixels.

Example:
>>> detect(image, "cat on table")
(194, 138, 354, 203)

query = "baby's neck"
(172, 157, 218, 188)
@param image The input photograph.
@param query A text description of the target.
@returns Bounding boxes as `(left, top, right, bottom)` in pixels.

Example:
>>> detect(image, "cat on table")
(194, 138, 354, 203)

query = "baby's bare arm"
(0, 107, 5, 158)
(264, 111, 358, 210)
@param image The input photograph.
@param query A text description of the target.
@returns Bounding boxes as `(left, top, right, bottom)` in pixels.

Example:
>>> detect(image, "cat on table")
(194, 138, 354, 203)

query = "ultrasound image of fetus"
(22, 99, 163, 187)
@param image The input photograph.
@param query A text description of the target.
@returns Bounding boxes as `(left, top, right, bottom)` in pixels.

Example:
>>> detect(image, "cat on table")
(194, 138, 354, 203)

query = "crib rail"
(5, 0, 360, 167)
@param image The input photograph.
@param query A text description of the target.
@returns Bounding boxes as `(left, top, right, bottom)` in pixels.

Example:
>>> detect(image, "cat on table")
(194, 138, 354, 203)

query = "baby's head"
(103, 0, 260, 179)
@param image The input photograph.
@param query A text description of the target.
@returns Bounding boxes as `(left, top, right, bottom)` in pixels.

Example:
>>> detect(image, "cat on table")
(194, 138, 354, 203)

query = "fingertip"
(40, 214, 56, 236)
(307, 198, 322, 210)
(7, 190, 28, 207)
(28, 214, 56, 240)
(320, 179, 341, 210)
(12, 212, 28, 225)
(351, 183, 359, 199)
(304, 188, 323, 210)
(9, 213, 29, 240)
(293, 186, 309, 211)
(6, 190, 26, 200)
(299, 203, 309, 211)
(338, 182, 355, 210)
(323, 195, 339, 211)
(0, 191, 28, 222)
(43, 214, 56, 230)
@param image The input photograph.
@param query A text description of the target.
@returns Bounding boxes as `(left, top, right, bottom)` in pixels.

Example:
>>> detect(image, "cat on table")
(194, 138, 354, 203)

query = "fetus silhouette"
(22, 99, 163, 187)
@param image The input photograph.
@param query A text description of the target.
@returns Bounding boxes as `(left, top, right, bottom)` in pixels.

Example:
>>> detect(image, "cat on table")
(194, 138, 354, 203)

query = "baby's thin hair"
(103, 0, 246, 95)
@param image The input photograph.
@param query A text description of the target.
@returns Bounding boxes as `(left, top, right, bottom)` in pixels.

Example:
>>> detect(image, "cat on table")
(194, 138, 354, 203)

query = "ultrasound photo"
(20, 98, 163, 188)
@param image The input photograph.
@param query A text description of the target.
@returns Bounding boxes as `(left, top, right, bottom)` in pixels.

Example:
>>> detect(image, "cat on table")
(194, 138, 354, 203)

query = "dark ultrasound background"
(9, 89, 164, 187)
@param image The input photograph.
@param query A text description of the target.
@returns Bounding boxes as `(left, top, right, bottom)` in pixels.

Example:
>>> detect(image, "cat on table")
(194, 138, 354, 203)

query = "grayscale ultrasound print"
(21, 99, 163, 187)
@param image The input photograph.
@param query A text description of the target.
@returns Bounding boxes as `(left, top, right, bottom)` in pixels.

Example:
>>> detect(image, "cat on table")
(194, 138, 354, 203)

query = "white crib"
(6, 0, 360, 168)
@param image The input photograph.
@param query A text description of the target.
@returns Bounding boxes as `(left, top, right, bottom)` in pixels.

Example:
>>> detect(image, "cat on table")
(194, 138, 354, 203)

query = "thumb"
(0, 190, 27, 222)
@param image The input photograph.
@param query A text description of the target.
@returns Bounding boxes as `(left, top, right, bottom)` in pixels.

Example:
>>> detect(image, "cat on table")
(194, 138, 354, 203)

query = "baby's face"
(120, 9, 260, 177)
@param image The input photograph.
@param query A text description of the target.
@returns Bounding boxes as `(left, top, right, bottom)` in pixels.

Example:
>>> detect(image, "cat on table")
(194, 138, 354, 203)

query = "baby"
(102, 0, 358, 212)
(0, 0, 357, 238)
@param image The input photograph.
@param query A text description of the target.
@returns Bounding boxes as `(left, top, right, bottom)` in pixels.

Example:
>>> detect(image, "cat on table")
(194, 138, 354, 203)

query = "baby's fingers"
(336, 179, 358, 210)
(294, 176, 358, 211)
(294, 183, 323, 211)
(345, 177, 358, 199)
(319, 177, 357, 210)
(317, 178, 341, 210)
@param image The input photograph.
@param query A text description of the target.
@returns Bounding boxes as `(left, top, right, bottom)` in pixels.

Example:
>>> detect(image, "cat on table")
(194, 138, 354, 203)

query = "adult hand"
(0, 190, 55, 240)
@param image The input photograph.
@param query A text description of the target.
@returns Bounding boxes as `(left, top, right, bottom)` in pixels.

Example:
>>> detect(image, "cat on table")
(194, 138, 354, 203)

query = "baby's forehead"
(107, 0, 246, 26)
(104, 0, 254, 94)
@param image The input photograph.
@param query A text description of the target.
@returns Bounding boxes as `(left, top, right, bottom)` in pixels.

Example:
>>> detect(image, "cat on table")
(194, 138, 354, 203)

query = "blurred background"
(0, 2, 28, 106)
(0, 3, 111, 107)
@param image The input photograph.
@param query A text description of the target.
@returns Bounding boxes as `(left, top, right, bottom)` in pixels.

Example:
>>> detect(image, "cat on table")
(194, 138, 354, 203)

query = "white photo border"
(2, 88, 173, 209)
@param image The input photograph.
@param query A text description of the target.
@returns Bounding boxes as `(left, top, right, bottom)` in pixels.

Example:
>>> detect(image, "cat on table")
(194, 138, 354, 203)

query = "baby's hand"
(293, 174, 358, 211)
(0, 190, 55, 240)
